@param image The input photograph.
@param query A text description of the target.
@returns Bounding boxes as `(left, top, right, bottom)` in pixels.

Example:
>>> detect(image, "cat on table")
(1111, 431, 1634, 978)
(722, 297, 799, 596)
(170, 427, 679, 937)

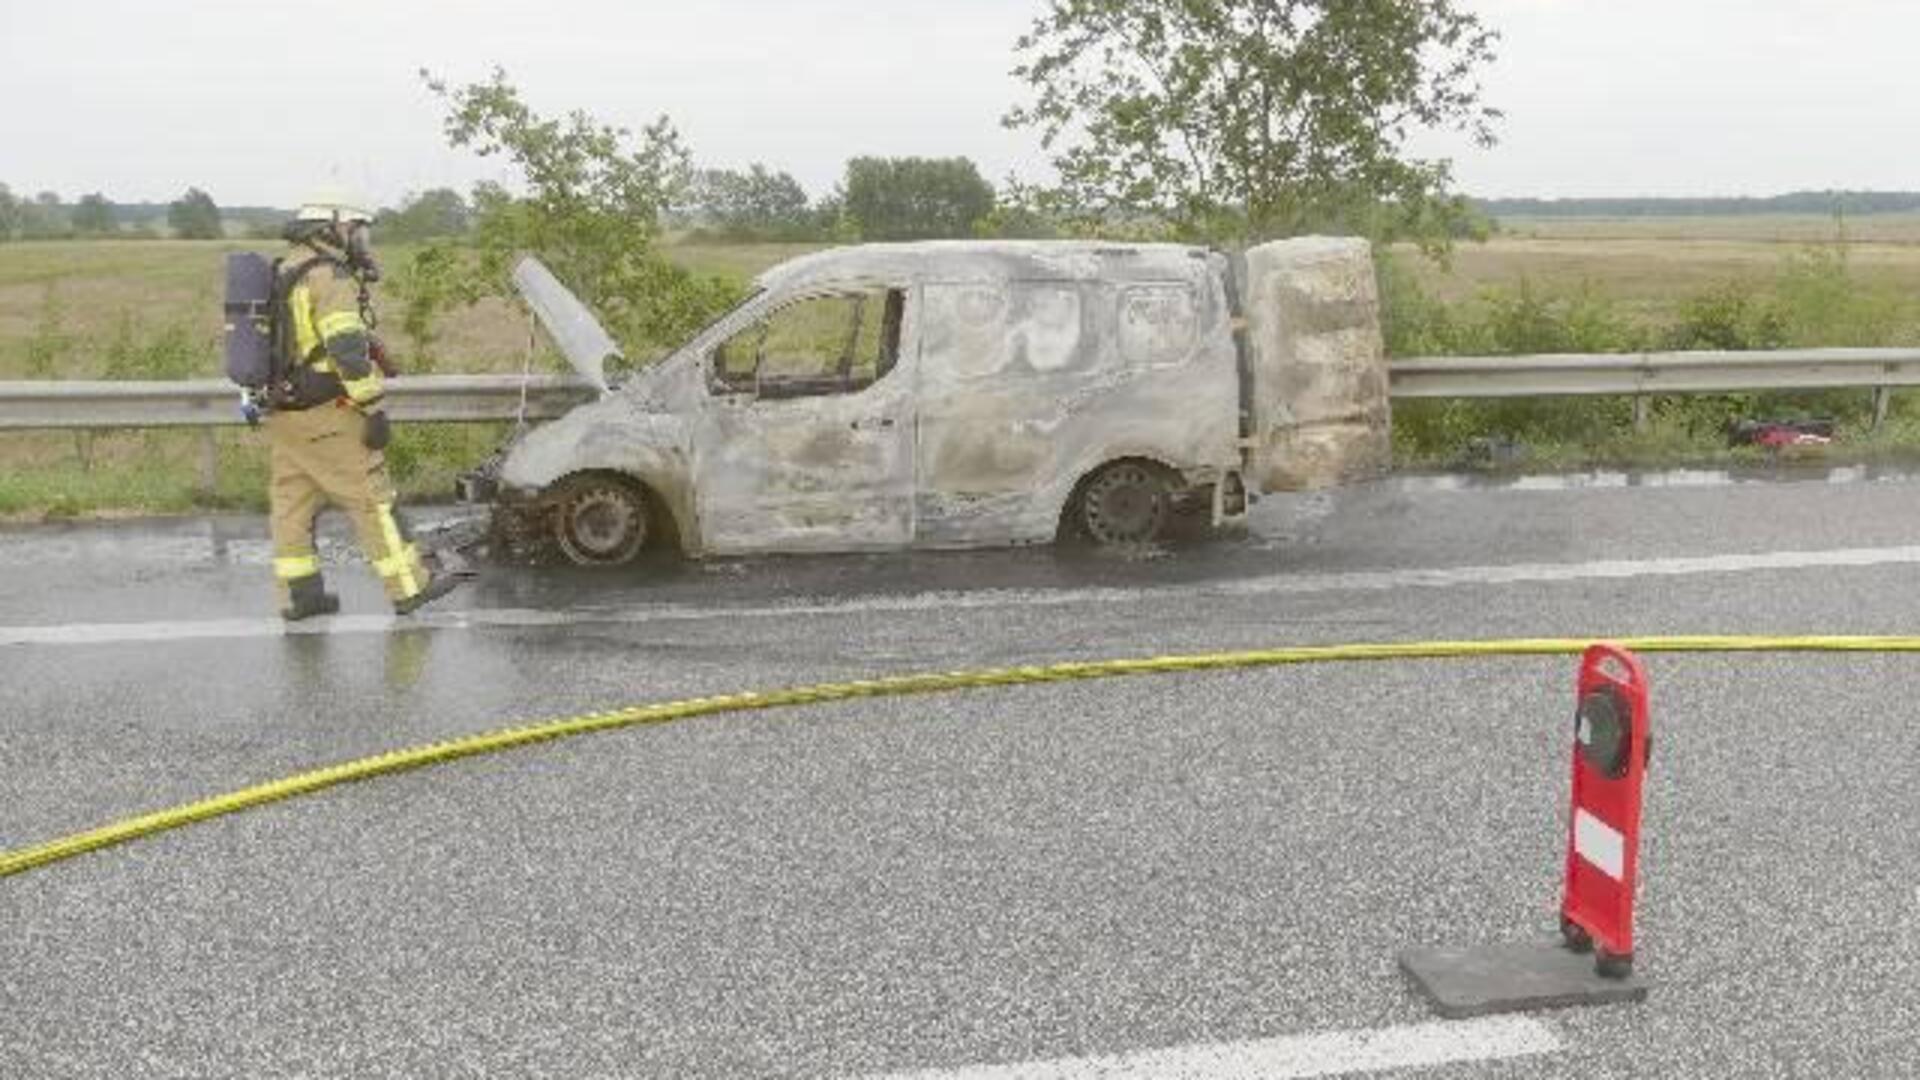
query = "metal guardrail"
(1388, 348, 1920, 399)
(0, 374, 597, 432)
(2, 348, 1914, 434)
(1389, 346, 1920, 431)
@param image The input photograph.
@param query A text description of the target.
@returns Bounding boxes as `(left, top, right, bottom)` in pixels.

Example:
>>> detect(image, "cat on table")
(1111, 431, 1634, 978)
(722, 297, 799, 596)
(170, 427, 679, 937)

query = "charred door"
(692, 287, 916, 554)
(914, 280, 1099, 546)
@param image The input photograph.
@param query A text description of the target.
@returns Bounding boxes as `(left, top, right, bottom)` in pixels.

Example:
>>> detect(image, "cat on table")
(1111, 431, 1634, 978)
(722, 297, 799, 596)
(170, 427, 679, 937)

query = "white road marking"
(7, 543, 1920, 648)
(857, 1016, 1562, 1080)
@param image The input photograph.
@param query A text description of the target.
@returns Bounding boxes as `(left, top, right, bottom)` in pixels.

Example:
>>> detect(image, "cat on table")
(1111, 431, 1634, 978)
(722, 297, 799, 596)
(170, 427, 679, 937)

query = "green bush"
(1773, 244, 1908, 347)
(385, 242, 480, 372)
(1383, 240, 1919, 464)
(1386, 271, 1646, 457)
(381, 422, 510, 499)
(1662, 282, 1787, 351)
(420, 69, 744, 357)
(22, 284, 75, 378)
(103, 313, 203, 380)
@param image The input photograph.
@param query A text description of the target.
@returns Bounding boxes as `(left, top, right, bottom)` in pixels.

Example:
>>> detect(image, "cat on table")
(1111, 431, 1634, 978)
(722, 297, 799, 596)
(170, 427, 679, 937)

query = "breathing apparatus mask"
(281, 215, 381, 282)
(342, 221, 381, 282)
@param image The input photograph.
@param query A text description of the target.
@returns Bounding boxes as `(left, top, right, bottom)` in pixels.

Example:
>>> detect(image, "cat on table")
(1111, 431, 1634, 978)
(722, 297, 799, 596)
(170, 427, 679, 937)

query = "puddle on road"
(4, 464, 1919, 574)
(1390, 463, 1920, 494)
(0, 508, 482, 570)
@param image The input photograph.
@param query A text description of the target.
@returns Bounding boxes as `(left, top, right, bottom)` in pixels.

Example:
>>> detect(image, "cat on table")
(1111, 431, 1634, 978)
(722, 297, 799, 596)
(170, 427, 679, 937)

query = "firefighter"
(265, 197, 464, 620)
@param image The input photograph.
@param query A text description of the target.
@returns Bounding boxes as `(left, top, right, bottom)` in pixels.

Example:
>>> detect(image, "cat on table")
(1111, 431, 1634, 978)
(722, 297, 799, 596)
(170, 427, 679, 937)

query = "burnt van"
(461, 238, 1388, 566)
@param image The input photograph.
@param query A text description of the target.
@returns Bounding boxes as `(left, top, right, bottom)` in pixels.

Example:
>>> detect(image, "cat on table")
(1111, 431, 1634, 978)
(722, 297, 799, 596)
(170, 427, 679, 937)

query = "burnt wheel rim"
(1082, 464, 1169, 545)
(556, 485, 647, 566)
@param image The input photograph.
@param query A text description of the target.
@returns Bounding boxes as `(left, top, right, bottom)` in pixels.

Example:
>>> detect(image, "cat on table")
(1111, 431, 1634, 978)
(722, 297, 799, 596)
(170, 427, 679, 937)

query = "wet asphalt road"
(3, 466, 1920, 1078)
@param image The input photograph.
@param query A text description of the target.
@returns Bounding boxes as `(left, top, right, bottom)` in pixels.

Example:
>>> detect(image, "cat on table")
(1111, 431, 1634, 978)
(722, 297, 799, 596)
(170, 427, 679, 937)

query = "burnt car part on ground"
(1726, 417, 1836, 449)
(459, 239, 1387, 568)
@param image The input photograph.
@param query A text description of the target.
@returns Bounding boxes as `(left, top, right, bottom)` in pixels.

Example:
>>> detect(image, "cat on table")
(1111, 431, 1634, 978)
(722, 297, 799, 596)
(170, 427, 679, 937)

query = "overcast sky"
(2, 0, 1916, 208)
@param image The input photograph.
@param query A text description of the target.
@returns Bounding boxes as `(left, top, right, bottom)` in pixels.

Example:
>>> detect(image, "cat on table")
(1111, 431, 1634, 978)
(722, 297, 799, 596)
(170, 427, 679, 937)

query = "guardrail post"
(1873, 386, 1892, 432)
(1632, 396, 1650, 434)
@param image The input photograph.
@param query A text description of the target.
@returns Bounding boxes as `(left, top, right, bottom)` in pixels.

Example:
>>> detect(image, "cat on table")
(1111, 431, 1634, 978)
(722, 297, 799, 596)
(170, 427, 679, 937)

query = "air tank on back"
(223, 252, 276, 388)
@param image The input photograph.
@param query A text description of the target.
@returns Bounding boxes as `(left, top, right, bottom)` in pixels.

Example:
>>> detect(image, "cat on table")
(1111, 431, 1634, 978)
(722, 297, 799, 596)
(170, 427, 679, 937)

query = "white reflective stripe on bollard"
(1574, 808, 1627, 881)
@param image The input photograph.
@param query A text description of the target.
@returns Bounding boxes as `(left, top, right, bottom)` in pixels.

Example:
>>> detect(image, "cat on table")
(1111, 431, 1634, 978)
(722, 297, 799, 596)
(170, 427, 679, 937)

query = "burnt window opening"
(710, 287, 906, 400)
(1119, 283, 1199, 368)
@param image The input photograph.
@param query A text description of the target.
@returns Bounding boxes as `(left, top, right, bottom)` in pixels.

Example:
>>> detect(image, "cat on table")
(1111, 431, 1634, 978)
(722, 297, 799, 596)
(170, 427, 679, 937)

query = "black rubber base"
(1399, 940, 1651, 1019)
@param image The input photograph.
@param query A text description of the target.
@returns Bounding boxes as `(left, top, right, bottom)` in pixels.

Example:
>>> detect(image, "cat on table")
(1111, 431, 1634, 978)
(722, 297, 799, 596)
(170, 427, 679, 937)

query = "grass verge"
(0, 423, 510, 523)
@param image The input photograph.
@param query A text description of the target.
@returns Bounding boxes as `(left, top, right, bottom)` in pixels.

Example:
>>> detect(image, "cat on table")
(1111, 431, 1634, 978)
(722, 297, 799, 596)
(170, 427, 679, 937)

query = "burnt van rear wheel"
(551, 475, 649, 567)
(1078, 462, 1172, 546)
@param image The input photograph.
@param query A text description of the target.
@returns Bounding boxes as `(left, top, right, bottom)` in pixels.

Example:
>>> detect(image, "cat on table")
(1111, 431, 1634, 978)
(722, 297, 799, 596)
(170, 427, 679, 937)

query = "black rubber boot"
(393, 572, 465, 616)
(282, 574, 341, 622)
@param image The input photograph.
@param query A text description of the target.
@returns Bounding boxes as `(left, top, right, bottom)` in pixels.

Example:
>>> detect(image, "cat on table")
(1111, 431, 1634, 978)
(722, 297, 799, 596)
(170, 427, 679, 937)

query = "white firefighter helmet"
(293, 192, 375, 225)
(285, 191, 382, 277)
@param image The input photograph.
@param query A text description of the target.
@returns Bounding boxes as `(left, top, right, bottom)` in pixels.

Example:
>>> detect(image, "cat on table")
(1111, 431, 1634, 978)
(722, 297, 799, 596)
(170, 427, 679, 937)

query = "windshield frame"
(674, 287, 769, 369)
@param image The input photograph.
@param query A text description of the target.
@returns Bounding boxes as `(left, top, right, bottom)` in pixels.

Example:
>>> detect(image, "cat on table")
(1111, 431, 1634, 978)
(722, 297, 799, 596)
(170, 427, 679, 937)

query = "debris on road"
(1727, 417, 1835, 449)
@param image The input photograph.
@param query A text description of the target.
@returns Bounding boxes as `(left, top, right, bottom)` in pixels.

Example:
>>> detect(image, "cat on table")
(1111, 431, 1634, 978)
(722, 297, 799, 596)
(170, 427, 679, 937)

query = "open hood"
(511, 256, 622, 394)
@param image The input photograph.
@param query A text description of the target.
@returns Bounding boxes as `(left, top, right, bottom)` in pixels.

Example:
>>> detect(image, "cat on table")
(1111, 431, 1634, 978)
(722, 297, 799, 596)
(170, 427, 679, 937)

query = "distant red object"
(1560, 644, 1651, 978)
(1754, 427, 1830, 448)
(1728, 418, 1834, 448)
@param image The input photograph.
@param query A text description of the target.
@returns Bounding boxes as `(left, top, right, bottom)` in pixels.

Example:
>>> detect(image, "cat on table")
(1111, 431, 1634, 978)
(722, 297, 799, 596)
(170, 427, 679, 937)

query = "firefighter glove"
(362, 409, 392, 451)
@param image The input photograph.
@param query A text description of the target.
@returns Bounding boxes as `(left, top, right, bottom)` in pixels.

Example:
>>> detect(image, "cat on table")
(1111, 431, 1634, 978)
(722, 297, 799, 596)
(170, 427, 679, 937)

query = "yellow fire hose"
(4, 634, 1917, 881)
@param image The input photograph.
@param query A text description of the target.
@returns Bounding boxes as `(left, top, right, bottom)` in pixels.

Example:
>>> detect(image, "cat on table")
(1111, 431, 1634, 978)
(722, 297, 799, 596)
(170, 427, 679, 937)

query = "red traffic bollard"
(1400, 644, 1654, 1016)
(1560, 643, 1651, 978)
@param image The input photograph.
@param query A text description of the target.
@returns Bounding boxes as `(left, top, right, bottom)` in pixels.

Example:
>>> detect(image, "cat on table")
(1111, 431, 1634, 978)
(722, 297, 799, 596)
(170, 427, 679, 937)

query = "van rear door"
(1238, 238, 1392, 492)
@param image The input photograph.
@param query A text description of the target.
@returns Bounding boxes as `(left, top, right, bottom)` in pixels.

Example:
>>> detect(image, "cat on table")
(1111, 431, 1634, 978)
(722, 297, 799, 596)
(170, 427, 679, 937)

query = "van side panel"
(914, 261, 1240, 547)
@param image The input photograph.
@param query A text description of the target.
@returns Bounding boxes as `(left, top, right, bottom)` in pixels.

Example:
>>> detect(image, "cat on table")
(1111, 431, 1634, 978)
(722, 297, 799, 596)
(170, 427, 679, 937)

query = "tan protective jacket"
(282, 252, 384, 407)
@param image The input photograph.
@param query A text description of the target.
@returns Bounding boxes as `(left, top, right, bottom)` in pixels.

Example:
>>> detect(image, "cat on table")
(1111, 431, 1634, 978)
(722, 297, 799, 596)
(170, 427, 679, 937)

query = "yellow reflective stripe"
(316, 310, 367, 339)
(376, 505, 420, 597)
(341, 374, 384, 404)
(289, 284, 320, 360)
(23, 633, 1920, 880)
(374, 545, 419, 580)
(274, 554, 320, 580)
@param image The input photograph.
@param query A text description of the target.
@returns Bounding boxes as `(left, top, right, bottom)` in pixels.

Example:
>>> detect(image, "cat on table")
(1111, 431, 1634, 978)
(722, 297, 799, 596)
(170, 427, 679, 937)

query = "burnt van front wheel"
(551, 475, 649, 567)
(1076, 462, 1172, 546)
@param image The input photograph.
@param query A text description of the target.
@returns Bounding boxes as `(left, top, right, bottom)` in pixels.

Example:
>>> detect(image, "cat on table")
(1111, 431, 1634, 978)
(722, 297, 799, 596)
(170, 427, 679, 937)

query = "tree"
(808, 191, 855, 241)
(416, 68, 738, 354)
(376, 187, 471, 242)
(839, 157, 996, 241)
(168, 188, 223, 239)
(1005, 0, 1500, 250)
(973, 178, 1062, 239)
(20, 191, 70, 239)
(72, 193, 116, 235)
(689, 164, 815, 239)
(0, 184, 19, 241)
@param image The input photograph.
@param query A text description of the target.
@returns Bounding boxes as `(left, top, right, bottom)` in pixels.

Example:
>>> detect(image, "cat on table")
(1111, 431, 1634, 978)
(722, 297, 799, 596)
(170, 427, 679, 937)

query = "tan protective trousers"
(265, 404, 429, 609)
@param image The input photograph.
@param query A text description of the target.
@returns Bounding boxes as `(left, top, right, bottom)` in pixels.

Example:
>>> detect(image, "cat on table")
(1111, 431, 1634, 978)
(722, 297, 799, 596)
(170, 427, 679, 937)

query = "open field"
(0, 239, 829, 381)
(1396, 214, 1920, 324)
(1496, 212, 1920, 244)
(6, 223, 1920, 378)
(1400, 235, 1920, 323)
(4, 221, 1920, 518)
(0, 237, 822, 518)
